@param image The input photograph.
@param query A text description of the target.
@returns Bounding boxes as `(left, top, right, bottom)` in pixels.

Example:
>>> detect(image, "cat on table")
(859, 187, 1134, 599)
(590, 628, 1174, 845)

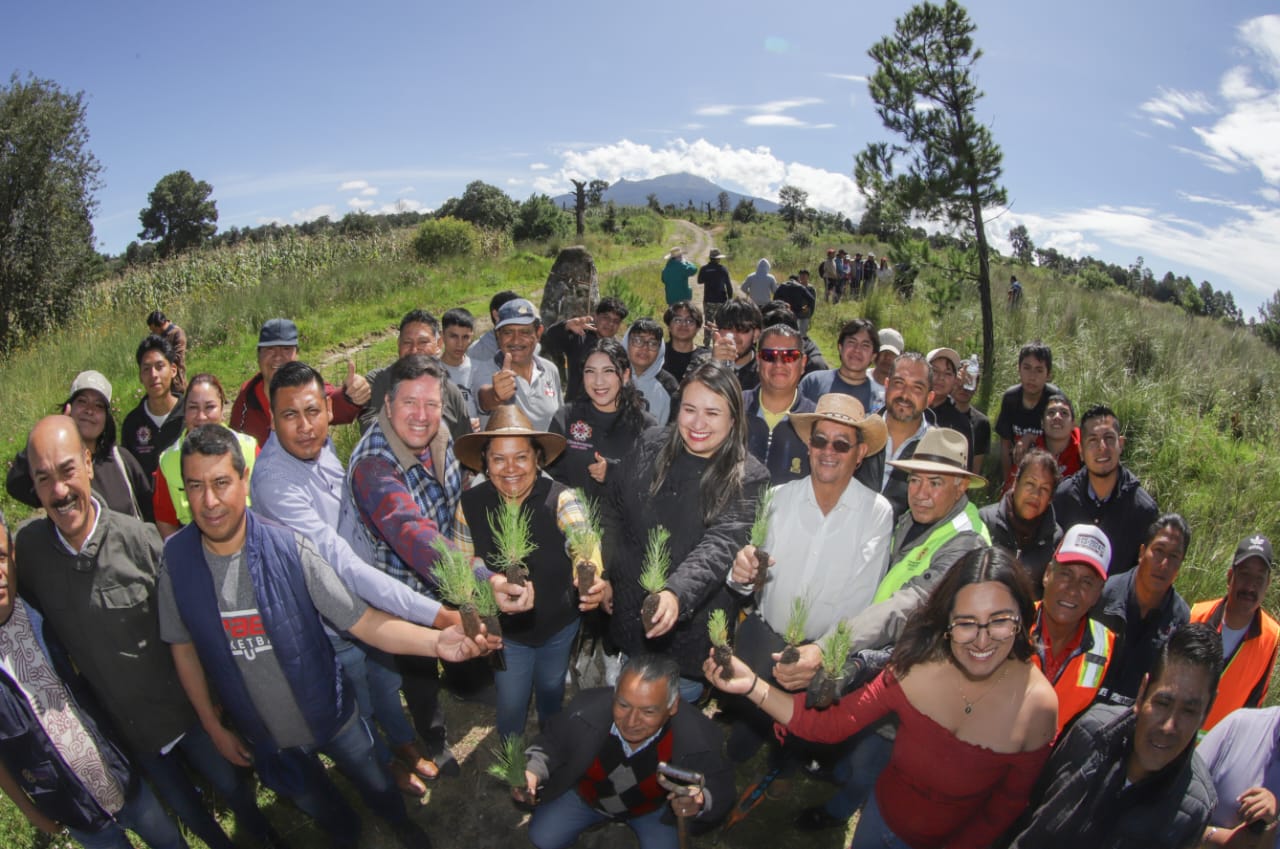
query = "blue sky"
(6, 0, 1278, 312)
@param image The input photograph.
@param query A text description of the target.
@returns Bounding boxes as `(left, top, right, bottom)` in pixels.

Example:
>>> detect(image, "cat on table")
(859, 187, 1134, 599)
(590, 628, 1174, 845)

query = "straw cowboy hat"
(888, 428, 986, 489)
(789, 394, 888, 457)
(453, 405, 566, 472)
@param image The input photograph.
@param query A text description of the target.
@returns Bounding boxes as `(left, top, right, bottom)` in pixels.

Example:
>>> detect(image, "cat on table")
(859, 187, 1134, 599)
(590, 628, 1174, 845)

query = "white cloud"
(339, 179, 370, 191)
(373, 199, 428, 215)
(1139, 87, 1214, 124)
(745, 114, 805, 127)
(359, 186, 378, 197)
(529, 163, 549, 171)
(347, 197, 374, 210)
(289, 204, 336, 222)
(550, 138, 866, 219)
(825, 73, 868, 83)
(1260, 187, 1280, 203)
(507, 178, 525, 186)
(756, 97, 823, 113)
(696, 104, 736, 117)
(1178, 14, 1280, 184)
(397, 185, 416, 194)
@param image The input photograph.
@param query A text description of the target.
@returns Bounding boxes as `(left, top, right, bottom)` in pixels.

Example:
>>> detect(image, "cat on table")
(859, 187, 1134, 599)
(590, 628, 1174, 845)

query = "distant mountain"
(552, 173, 779, 214)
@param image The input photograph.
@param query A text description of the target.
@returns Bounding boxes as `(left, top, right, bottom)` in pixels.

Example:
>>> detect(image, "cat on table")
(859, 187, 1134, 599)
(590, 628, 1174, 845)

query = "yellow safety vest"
(158, 430, 259, 526)
(873, 502, 990, 603)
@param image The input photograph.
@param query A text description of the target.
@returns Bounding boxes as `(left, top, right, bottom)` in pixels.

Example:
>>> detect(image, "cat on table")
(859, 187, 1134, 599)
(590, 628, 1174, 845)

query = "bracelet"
(751, 675, 767, 707)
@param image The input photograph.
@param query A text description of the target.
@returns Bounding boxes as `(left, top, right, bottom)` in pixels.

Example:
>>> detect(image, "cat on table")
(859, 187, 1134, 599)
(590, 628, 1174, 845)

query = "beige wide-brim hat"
(667, 246, 684, 258)
(888, 427, 986, 489)
(789, 394, 888, 457)
(453, 405, 566, 472)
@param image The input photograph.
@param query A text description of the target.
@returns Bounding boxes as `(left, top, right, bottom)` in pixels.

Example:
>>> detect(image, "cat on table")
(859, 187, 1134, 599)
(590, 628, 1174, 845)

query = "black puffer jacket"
(1000, 703, 1215, 849)
(602, 426, 769, 679)
(1052, 466, 1158, 575)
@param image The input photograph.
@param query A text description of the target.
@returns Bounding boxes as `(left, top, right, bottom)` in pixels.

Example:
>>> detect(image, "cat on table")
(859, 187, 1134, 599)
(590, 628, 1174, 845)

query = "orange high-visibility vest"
(1032, 608, 1115, 733)
(1191, 599, 1279, 732)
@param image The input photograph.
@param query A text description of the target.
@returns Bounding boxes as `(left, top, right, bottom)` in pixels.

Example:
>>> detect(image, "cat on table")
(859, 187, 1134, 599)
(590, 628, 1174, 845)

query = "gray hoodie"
(741, 258, 778, 306)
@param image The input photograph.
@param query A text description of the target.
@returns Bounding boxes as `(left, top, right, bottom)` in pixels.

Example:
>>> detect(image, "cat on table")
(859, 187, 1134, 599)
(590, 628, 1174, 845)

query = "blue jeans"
(494, 619, 579, 738)
(336, 639, 416, 766)
(850, 791, 912, 849)
(529, 788, 677, 849)
(135, 725, 270, 849)
(825, 727, 894, 818)
(68, 779, 187, 849)
(276, 714, 406, 847)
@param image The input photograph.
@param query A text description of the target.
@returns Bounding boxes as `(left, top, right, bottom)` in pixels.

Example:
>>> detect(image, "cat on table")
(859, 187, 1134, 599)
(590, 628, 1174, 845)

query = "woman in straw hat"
(451, 407, 607, 737)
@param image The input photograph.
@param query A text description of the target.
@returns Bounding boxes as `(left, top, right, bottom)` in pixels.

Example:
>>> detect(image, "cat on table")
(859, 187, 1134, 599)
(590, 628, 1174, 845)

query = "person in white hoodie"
(741, 258, 778, 306)
(623, 318, 680, 424)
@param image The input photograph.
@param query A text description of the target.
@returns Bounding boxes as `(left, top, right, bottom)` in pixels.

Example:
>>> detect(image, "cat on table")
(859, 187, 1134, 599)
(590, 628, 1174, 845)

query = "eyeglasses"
(947, 615, 1020, 644)
(759, 348, 804, 365)
(809, 432, 855, 454)
(630, 338, 661, 351)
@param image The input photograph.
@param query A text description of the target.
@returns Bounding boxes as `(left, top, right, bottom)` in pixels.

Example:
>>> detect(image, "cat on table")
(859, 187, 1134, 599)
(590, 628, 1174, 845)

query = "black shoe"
(794, 805, 846, 832)
(391, 818, 433, 849)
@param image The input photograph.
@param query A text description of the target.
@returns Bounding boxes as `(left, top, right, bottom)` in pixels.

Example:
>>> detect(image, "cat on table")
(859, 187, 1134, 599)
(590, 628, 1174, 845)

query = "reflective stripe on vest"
(158, 430, 259, 525)
(1191, 600, 1280, 731)
(1074, 619, 1112, 690)
(873, 502, 990, 603)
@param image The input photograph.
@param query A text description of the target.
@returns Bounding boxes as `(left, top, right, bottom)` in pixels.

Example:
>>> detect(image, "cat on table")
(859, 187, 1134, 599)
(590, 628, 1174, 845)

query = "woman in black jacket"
(548, 338, 655, 499)
(601, 360, 769, 701)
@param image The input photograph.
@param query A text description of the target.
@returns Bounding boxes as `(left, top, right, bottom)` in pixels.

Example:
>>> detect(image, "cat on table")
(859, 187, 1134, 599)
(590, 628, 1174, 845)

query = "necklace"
(958, 664, 1010, 715)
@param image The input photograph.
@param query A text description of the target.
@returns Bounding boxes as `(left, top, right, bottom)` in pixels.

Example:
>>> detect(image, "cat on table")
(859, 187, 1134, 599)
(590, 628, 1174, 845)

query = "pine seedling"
(820, 620, 853, 680)
(565, 489, 602, 590)
(779, 596, 811, 665)
(431, 539, 481, 638)
(486, 733, 528, 789)
(707, 608, 733, 679)
(489, 498, 536, 586)
(473, 571, 500, 619)
(639, 525, 671, 632)
(748, 486, 774, 592)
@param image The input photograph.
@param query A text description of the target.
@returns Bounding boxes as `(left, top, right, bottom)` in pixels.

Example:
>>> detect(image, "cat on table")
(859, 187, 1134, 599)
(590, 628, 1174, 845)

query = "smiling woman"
(600, 360, 770, 700)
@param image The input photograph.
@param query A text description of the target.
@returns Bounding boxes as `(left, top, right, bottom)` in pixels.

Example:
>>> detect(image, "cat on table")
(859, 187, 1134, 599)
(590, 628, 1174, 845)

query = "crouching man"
(522, 654, 734, 849)
(158, 425, 488, 849)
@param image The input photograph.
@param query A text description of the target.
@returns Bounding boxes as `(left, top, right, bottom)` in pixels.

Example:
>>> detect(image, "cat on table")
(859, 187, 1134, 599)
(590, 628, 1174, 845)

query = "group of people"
(0, 259, 1275, 849)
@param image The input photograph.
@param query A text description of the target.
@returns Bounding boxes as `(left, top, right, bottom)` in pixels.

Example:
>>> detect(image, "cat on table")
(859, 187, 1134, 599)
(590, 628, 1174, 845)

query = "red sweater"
(229, 373, 363, 446)
(785, 670, 1050, 849)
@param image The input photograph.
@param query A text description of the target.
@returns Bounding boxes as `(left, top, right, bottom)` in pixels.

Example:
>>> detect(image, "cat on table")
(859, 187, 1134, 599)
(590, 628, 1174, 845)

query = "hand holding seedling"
(344, 358, 372, 406)
(645, 590, 679, 638)
(492, 353, 517, 402)
(731, 545, 772, 586)
(701, 650, 755, 695)
(490, 572, 535, 613)
(771, 644, 823, 690)
(575, 572, 608, 612)
(436, 623, 489, 663)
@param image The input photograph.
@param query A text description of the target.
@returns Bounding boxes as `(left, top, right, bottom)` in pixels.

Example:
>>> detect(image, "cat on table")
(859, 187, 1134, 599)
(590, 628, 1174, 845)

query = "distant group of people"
(0, 248, 1275, 849)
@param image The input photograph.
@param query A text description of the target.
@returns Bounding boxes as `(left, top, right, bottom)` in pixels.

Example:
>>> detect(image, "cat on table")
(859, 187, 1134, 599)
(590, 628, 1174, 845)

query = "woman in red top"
(706, 547, 1058, 849)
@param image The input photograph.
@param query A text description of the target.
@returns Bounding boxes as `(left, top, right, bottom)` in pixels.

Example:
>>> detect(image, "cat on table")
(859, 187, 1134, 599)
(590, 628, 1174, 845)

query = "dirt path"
(317, 221, 718, 369)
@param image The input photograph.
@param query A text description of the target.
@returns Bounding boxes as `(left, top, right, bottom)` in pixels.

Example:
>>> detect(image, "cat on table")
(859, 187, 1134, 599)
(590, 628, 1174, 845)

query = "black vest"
(461, 476, 578, 646)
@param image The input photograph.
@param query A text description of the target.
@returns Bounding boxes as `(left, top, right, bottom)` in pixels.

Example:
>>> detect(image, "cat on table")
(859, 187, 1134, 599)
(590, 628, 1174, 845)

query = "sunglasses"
(809, 432, 855, 454)
(759, 348, 804, 365)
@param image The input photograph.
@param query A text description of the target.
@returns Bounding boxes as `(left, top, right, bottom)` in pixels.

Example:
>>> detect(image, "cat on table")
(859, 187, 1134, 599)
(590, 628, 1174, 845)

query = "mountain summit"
(553, 173, 779, 213)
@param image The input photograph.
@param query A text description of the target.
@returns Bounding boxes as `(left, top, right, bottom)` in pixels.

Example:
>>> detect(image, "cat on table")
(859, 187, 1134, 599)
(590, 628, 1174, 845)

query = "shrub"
(513, 194, 571, 242)
(412, 217, 479, 262)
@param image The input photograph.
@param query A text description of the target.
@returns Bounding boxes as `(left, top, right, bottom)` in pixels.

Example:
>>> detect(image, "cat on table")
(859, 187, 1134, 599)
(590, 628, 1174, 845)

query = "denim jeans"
(494, 619, 580, 738)
(135, 725, 270, 849)
(850, 791, 912, 849)
(528, 788, 677, 849)
(824, 727, 894, 818)
(68, 779, 187, 849)
(275, 714, 407, 847)
(336, 639, 416, 766)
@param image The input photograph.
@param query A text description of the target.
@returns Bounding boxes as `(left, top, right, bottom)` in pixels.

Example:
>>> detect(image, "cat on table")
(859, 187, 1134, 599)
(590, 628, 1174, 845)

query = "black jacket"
(1091, 566, 1190, 706)
(1000, 703, 1215, 849)
(526, 686, 735, 828)
(980, 495, 1063, 593)
(1052, 466, 1158, 575)
(602, 426, 769, 678)
(548, 399, 654, 500)
(743, 388, 814, 485)
(696, 262, 733, 303)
